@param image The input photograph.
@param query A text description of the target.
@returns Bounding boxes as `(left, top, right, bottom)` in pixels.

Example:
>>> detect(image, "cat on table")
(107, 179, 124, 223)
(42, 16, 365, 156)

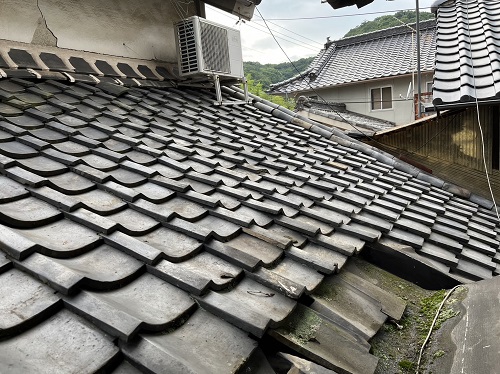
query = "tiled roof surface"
(0, 50, 499, 372)
(433, 0, 500, 107)
(297, 99, 396, 136)
(269, 20, 436, 94)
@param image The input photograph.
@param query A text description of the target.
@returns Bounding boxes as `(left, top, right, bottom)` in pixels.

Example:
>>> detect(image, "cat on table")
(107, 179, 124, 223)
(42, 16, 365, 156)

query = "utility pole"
(416, 0, 422, 118)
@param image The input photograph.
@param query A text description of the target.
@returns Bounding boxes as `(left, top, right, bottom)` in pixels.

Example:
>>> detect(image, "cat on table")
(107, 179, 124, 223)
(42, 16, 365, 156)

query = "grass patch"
(352, 257, 465, 374)
(433, 349, 445, 358)
(279, 305, 322, 346)
(398, 359, 415, 372)
(418, 290, 460, 343)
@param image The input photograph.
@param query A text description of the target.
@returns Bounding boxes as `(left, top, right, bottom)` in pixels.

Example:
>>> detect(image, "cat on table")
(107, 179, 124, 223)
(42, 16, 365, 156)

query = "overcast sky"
(205, 0, 436, 64)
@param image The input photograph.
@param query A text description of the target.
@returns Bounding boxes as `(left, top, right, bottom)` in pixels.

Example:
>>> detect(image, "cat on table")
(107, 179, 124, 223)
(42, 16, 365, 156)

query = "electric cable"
(257, 7, 433, 21)
(464, 0, 500, 221)
(415, 285, 464, 374)
(240, 22, 321, 52)
(252, 17, 324, 47)
(255, 6, 403, 146)
(208, 6, 321, 52)
(256, 0, 500, 21)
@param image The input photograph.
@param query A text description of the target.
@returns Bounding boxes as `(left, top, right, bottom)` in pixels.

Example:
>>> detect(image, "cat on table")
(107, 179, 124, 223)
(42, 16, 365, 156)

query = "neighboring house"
(269, 20, 437, 126)
(0, 1, 499, 374)
(370, 0, 500, 202)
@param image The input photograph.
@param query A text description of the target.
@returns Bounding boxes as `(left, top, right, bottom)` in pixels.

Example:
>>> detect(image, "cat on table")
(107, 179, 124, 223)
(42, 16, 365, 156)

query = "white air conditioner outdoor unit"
(175, 16, 244, 80)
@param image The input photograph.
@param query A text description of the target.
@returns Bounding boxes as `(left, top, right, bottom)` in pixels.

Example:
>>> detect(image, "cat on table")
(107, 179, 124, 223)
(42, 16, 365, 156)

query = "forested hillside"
(344, 10, 434, 37)
(243, 57, 315, 90)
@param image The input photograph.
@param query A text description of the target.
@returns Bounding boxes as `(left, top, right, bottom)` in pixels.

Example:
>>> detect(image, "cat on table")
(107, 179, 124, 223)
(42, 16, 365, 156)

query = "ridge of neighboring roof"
(294, 97, 396, 136)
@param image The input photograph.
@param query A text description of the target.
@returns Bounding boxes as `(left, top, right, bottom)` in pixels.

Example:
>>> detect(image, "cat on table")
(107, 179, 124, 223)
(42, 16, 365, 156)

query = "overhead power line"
(254, 7, 433, 21)
(208, 6, 323, 52)
(255, 6, 389, 145)
(252, 16, 324, 47)
(242, 22, 321, 52)
(254, 0, 500, 21)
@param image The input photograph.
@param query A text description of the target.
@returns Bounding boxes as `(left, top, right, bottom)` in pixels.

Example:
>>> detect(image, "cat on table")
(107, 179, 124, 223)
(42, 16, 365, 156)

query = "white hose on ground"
(415, 285, 464, 374)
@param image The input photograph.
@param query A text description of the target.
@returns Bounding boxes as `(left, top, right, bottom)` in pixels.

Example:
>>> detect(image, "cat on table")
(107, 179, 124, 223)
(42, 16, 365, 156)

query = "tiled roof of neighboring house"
(269, 19, 437, 95)
(296, 98, 396, 137)
(432, 0, 500, 108)
(0, 45, 499, 373)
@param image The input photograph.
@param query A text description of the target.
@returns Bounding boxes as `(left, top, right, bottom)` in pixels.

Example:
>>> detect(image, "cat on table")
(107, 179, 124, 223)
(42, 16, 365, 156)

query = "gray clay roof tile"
(433, 0, 500, 107)
(0, 71, 498, 374)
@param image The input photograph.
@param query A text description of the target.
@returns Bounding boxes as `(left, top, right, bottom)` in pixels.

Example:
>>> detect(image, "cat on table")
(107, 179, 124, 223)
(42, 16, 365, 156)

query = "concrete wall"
(299, 73, 434, 126)
(0, 0, 199, 62)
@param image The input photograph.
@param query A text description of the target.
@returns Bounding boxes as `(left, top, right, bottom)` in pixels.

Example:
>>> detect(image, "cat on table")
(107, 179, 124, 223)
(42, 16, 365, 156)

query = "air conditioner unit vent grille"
(177, 19, 199, 74)
(200, 22, 230, 74)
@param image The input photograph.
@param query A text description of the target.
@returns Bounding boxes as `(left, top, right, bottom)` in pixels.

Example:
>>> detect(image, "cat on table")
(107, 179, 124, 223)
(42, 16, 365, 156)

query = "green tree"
(243, 57, 315, 90)
(245, 74, 295, 110)
(344, 10, 434, 37)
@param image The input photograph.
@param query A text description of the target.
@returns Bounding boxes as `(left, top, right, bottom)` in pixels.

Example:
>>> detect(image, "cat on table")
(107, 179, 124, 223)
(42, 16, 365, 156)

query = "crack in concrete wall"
(4, 0, 197, 61)
(33, 0, 58, 46)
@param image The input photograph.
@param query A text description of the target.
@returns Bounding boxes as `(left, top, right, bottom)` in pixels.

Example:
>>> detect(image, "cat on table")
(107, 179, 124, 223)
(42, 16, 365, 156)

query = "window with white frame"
(370, 86, 392, 110)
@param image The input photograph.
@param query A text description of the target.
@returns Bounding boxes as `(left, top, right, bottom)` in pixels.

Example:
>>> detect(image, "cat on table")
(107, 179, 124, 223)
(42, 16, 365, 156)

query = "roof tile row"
(433, 0, 500, 106)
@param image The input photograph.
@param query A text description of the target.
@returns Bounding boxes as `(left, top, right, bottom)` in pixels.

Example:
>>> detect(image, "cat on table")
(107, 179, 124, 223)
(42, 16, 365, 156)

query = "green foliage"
(243, 57, 314, 90)
(244, 74, 295, 110)
(418, 290, 460, 343)
(277, 305, 322, 346)
(344, 10, 435, 38)
(433, 350, 445, 358)
(398, 360, 415, 372)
